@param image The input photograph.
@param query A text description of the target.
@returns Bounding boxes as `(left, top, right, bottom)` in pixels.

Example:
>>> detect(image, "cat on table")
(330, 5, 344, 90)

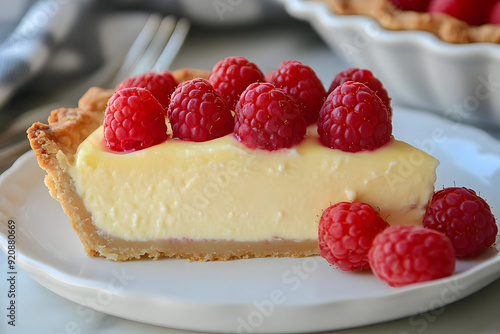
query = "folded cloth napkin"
(0, 0, 96, 111)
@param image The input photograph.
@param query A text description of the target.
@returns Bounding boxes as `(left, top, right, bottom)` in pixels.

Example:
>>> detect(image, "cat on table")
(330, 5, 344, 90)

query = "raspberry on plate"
(319, 202, 389, 271)
(104, 87, 168, 152)
(428, 0, 492, 26)
(369, 225, 456, 287)
(167, 78, 234, 142)
(423, 187, 498, 257)
(208, 56, 265, 111)
(318, 81, 392, 153)
(268, 60, 327, 124)
(234, 82, 306, 151)
(328, 68, 392, 117)
(115, 71, 178, 109)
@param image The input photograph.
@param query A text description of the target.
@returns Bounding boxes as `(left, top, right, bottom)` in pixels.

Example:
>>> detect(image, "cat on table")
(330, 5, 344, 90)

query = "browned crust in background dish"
(27, 68, 320, 262)
(320, 0, 500, 44)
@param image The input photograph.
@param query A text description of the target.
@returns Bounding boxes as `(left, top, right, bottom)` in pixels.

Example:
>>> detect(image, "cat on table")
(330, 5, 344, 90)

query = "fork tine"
(109, 14, 164, 86)
(151, 17, 190, 72)
(125, 15, 177, 78)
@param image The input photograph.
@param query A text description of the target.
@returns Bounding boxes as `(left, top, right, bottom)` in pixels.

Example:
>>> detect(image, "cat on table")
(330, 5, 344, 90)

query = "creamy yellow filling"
(65, 126, 439, 241)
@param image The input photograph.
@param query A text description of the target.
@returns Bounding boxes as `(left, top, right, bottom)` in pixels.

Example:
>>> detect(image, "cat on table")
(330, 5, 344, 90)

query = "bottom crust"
(27, 68, 320, 262)
(96, 237, 320, 262)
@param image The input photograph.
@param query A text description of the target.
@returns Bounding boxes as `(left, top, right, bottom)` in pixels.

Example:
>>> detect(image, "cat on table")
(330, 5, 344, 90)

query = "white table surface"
(1, 8, 500, 334)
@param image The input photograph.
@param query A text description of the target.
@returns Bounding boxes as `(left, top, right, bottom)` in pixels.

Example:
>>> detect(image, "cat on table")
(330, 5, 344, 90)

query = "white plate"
(0, 107, 499, 333)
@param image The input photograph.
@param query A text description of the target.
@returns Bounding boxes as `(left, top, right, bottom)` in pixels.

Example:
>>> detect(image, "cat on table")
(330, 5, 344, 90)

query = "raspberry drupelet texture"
(369, 225, 456, 287)
(104, 88, 168, 152)
(234, 82, 307, 151)
(208, 56, 265, 111)
(167, 78, 234, 142)
(115, 71, 178, 109)
(268, 60, 327, 124)
(423, 187, 498, 257)
(318, 81, 392, 153)
(328, 68, 392, 117)
(318, 202, 389, 271)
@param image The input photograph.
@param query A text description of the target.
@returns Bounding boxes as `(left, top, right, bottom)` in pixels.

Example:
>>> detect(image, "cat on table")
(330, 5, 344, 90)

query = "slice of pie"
(27, 67, 439, 262)
(320, 0, 500, 43)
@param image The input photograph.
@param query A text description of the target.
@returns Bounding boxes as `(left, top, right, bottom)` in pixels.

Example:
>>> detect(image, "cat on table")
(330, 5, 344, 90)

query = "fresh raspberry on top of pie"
(389, 0, 431, 11)
(268, 60, 327, 124)
(115, 71, 178, 109)
(369, 225, 456, 287)
(423, 187, 498, 257)
(104, 88, 168, 152)
(234, 82, 306, 151)
(208, 56, 265, 111)
(167, 78, 234, 142)
(319, 202, 389, 271)
(318, 81, 392, 153)
(329, 68, 392, 118)
(427, 0, 492, 26)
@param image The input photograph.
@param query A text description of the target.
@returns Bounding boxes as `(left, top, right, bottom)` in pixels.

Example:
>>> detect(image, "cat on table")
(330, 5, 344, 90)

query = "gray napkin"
(0, 0, 95, 111)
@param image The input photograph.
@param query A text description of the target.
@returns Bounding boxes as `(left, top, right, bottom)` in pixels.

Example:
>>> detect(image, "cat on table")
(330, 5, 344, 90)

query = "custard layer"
(66, 126, 439, 241)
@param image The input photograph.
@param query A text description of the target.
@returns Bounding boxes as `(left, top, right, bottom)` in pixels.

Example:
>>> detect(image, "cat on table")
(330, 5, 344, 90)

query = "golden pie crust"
(320, 0, 500, 43)
(27, 68, 320, 262)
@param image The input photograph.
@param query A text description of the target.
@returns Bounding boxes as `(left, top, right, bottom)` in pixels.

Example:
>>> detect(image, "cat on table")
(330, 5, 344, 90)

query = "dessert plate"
(0, 107, 499, 333)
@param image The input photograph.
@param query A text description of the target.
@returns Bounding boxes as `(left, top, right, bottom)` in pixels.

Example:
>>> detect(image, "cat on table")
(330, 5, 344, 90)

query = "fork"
(0, 14, 189, 174)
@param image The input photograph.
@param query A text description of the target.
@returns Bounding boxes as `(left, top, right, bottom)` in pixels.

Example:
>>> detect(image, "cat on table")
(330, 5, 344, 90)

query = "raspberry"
(268, 60, 327, 124)
(328, 68, 392, 118)
(234, 82, 306, 151)
(208, 56, 265, 111)
(423, 187, 498, 257)
(318, 81, 392, 152)
(389, 0, 431, 11)
(318, 202, 389, 271)
(488, 1, 500, 24)
(167, 78, 234, 142)
(369, 225, 456, 287)
(104, 88, 168, 152)
(115, 71, 178, 109)
(428, 0, 492, 26)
